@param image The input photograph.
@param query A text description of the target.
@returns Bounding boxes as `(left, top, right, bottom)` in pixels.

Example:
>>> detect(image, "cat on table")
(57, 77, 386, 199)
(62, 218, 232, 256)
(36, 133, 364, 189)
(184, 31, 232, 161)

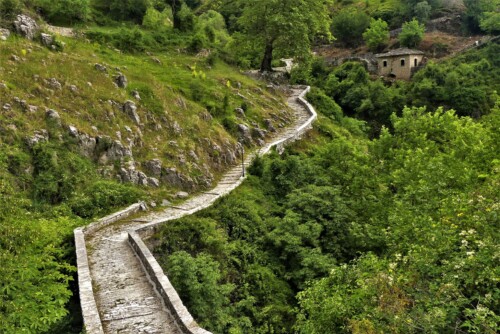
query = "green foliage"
(32, 0, 91, 24)
(331, 8, 370, 47)
(463, 0, 500, 33)
(0, 0, 21, 20)
(480, 11, 500, 35)
(413, 1, 432, 23)
(142, 6, 172, 29)
(362, 18, 390, 52)
(69, 180, 142, 218)
(236, 0, 332, 71)
(399, 19, 425, 48)
(176, 4, 195, 32)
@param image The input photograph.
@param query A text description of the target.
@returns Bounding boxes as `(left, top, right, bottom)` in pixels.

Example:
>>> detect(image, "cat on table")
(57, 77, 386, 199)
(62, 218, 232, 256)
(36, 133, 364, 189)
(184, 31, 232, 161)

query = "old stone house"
(375, 48, 424, 80)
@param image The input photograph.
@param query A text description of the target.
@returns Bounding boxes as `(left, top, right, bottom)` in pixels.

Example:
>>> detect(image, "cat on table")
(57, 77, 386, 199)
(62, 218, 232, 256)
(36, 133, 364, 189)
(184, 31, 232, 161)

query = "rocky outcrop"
(97, 139, 132, 165)
(144, 159, 162, 178)
(237, 123, 253, 145)
(94, 63, 107, 72)
(40, 33, 54, 47)
(26, 130, 49, 148)
(46, 109, 61, 126)
(115, 73, 128, 88)
(14, 15, 39, 40)
(0, 29, 10, 41)
(123, 101, 140, 125)
(161, 167, 195, 190)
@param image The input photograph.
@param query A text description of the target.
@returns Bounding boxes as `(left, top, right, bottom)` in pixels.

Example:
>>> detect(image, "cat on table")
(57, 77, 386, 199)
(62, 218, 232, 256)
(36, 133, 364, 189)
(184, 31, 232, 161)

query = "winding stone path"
(84, 87, 314, 334)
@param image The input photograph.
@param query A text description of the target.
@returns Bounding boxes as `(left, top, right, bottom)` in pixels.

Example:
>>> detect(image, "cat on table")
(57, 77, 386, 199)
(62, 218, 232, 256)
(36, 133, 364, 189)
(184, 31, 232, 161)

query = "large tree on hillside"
(239, 0, 332, 72)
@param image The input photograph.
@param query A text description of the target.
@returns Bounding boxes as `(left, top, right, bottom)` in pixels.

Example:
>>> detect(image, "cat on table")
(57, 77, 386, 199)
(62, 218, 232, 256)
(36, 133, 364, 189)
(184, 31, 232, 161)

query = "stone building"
(375, 48, 424, 80)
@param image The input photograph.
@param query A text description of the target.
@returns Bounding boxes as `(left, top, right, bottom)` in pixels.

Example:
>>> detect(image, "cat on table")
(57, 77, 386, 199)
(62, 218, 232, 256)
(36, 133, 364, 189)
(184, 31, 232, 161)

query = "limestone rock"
(77, 134, 97, 158)
(252, 127, 266, 140)
(264, 119, 276, 132)
(40, 33, 54, 47)
(115, 73, 127, 88)
(147, 177, 160, 188)
(10, 55, 20, 62)
(14, 15, 39, 40)
(175, 191, 189, 199)
(26, 130, 48, 147)
(161, 167, 195, 190)
(68, 125, 79, 137)
(3, 103, 11, 111)
(46, 78, 62, 90)
(144, 159, 162, 178)
(46, 109, 61, 125)
(131, 90, 141, 100)
(235, 107, 245, 118)
(94, 63, 107, 72)
(0, 29, 10, 39)
(237, 123, 253, 145)
(161, 199, 171, 206)
(123, 101, 140, 125)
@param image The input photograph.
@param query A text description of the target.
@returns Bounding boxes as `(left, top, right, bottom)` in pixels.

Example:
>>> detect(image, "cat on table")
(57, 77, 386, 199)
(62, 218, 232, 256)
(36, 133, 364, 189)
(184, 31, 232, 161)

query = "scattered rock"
(0, 29, 10, 39)
(77, 133, 97, 158)
(14, 15, 39, 40)
(123, 101, 140, 125)
(131, 90, 141, 100)
(10, 55, 20, 62)
(3, 103, 12, 111)
(188, 150, 199, 162)
(252, 127, 266, 140)
(68, 125, 79, 137)
(115, 73, 127, 88)
(237, 123, 253, 145)
(150, 201, 157, 208)
(235, 108, 245, 118)
(94, 63, 107, 72)
(46, 109, 61, 124)
(46, 77, 62, 90)
(0, 83, 7, 89)
(151, 57, 162, 64)
(69, 85, 78, 93)
(175, 191, 189, 199)
(147, 177, 160, 188)
(161, 199, 171, 207)
(26, 130, 49, 148)
(264, 119, 276, 132)
(40, 33, 54, 47)
(161, 167, 195, 190)
(171, 121, 182, 135)
(144, 159, 162, 178)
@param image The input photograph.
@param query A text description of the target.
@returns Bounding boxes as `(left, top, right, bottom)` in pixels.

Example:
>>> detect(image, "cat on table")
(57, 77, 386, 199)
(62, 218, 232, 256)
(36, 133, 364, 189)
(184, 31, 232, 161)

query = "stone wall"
(75, 202, 145, 334)
(128, 86, 317, 333)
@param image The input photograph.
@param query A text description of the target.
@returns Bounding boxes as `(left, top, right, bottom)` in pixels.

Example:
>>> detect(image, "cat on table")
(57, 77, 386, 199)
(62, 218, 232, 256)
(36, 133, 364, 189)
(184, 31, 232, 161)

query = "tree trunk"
(260, 42, 274, 72)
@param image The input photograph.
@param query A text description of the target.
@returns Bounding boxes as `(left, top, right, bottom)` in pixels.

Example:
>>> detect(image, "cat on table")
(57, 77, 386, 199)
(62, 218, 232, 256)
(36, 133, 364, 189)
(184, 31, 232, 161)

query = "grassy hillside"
(0, 18, 292, 333)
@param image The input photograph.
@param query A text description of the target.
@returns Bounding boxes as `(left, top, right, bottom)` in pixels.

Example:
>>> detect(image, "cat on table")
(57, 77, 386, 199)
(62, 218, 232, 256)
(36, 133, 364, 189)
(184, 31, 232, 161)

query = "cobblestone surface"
(86, 87, 313, 333)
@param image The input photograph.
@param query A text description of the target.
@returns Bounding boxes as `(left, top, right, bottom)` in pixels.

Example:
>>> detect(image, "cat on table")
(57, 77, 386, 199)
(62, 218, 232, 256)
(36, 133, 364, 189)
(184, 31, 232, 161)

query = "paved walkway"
(86, 87, 313, 334)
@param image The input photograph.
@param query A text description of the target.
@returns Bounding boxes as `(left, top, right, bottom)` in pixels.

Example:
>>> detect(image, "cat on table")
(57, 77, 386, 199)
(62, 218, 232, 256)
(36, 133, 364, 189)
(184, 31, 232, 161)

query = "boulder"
(161, 167, 195, 190)
(235, 107, 245, 118)
(40, 33, 54, 47)
(0, 29, 10, 40)
(3, 103, 11, 111)
(94, 63, 107, 72)
(115, 73, 127, 88)
(252, 127, 266, 140)
(46, 109, 61, 126)
(131, 90, 141, 100)
(123, 101, 140, 125)
(264, 119, 276, 132)
(144, 159, 162, 177)
(78, 134, 97, 158)
(68, 125, 79, 137)
(237, 123, 253, 145)
(46, 78, 62, 90)
(175, 191, 189, 199)
(147, 177, 160, 188)
(14, 15, 39, 40)
(26, 130, 49, 148)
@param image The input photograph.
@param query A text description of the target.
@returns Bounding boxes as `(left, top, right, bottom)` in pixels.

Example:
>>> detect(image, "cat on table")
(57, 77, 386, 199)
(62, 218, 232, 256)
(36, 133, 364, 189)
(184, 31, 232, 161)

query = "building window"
(383, 60, 388, 67)
(414, 58, 418, 66)
(400, 59, 405, 67)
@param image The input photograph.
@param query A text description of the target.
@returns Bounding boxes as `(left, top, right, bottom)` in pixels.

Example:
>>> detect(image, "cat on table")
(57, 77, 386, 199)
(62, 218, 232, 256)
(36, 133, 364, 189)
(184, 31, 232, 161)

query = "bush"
(33, 0, 91, 24)
(331, 8, 370, 47)
(363, 18, 389, 52)
(0, 0, 21, 20)
(70, 180, 142, 218)
(399, 19, 425, 48)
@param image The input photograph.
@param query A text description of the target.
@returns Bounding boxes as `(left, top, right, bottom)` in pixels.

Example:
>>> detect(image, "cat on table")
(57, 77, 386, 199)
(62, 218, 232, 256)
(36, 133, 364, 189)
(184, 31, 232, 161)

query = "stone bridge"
(75, 86, 317, 334)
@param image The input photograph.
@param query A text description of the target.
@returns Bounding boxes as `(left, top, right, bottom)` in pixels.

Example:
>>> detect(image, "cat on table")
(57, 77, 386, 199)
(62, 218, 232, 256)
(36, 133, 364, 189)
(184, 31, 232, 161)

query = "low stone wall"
(75, 202, 145, 334)
(128, 86, 317, 334)
(128, 231, 211, 334)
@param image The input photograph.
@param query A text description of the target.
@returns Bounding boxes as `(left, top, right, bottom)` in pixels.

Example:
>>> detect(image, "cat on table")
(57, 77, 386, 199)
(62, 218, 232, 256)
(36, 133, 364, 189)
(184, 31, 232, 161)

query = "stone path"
(86, 87, 313, 334)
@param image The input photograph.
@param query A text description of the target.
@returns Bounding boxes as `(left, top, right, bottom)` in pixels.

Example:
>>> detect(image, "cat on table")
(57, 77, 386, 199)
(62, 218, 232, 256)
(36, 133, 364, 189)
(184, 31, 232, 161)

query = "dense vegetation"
(1, 0, 499, 333)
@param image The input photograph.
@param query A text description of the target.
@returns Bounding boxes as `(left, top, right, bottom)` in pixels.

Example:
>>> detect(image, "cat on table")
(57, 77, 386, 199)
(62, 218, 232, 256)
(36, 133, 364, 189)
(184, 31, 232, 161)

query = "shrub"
(331, 8, 370, 47)
(399, 19, 425, 48)
(70, 180, 142, 218)
(363, 18, 390, 52)
(0, 0, 21, 20)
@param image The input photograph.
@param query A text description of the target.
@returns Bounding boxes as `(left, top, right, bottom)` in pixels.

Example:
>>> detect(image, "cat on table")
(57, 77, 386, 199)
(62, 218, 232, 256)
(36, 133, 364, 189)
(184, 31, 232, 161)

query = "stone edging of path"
(126, 85, 317, 334)
(74, 203, 146, 334)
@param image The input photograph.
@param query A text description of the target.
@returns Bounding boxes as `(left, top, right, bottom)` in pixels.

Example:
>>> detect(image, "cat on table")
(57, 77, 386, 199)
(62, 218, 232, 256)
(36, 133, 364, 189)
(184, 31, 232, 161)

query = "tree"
(238, 0, 332, 72)
(399, 19, 425, 48)
(413, 1, 432, 23)
(331, 8, 370, 47)
(363, 18, 390, 52)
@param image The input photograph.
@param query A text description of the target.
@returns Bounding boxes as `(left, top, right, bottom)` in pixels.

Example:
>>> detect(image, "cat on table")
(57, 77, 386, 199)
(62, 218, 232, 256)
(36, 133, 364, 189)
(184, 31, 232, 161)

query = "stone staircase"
(78, 86, 316, 334)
